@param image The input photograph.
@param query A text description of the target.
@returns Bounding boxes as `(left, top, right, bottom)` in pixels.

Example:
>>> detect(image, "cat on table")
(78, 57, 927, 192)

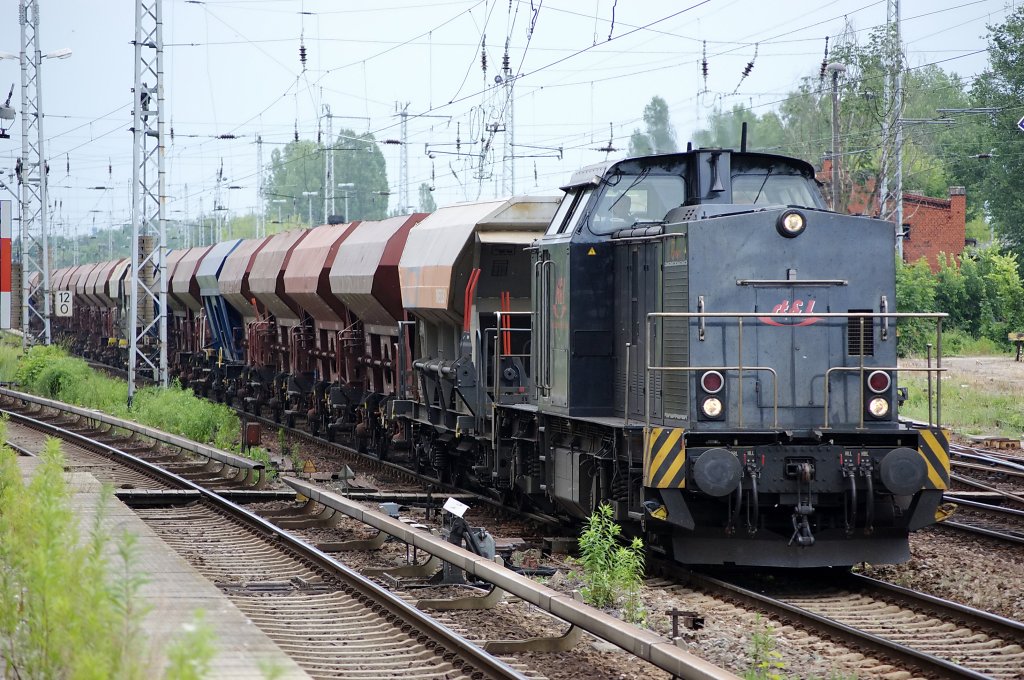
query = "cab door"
(535, 187, 592, 413)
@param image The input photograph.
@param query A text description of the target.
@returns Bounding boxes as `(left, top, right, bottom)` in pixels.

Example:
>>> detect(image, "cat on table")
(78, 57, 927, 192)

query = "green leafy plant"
(575, 503, 647, 623)
(744, 615, 786, 680)
(163, 610, 217, 680)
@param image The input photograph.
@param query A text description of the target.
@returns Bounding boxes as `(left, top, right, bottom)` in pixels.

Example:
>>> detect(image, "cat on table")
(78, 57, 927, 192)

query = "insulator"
(481, 50, 487, 73)
(742, 44, 758, 78)
(701, 41, 708, 78)
(299, 42, 307, 68)
(819, 36, 830, 81)
(317, 129, 321, 144)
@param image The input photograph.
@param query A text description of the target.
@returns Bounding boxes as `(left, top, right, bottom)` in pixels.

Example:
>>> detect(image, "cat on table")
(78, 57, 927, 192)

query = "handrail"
(644, 311, 948, 438)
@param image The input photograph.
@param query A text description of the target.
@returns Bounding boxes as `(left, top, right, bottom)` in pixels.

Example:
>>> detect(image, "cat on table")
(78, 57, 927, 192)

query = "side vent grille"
(847, 310, 875, 356)
(661, 262, 689, 415)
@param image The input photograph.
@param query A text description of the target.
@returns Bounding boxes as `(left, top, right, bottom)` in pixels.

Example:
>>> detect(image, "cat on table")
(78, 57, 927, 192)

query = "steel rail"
(0, 385, 266, 485)
(683, 569, 1009, 680)
(3, 401, 530, 680)
(235, 402, 564, 527)
(282, 476, 739, 680)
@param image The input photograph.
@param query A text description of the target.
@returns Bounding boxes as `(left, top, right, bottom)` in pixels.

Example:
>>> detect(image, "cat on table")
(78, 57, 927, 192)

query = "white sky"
(0, 0, 1011, 240)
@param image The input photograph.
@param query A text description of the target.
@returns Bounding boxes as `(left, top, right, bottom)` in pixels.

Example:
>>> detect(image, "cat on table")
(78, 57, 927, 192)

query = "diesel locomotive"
(52, 146, 949, 568)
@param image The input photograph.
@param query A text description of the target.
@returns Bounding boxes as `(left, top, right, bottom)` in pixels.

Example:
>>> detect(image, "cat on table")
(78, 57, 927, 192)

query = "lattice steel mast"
(18, 0, 51, 346)
(129, 0, 168, 401)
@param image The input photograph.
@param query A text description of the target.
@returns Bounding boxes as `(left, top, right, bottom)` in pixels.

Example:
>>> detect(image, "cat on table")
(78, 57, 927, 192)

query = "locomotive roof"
(564, 149, 817, 188)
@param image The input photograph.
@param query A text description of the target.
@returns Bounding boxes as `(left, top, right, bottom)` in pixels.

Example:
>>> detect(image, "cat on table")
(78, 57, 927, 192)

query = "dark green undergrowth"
(13, 344, 242, 452)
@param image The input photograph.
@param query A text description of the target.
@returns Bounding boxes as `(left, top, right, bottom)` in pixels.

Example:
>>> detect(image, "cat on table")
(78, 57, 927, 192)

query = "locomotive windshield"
(731, 172, 822, 208)
(590, 173, 686, 234)
(730, 155, 826, 209)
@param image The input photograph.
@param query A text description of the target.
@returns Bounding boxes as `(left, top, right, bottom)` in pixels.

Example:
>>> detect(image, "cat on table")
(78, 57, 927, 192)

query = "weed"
(244, 446, 277, 480)
(0, 430, 154, 677)
(129, 381, 239, 448)
(163, 610, 217, 680)
(15, 343, 69, 387)
(743, 615, 786, 680)
(574, 503, 647, 623)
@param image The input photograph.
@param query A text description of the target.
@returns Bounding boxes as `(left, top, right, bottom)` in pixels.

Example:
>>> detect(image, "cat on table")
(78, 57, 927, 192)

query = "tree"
(263, 129, 390, 226)
(418, 182, 436, 212)
(944, 7, 1024, 255)
(691, 25, 968, 213)
(628, 96, 678, 156)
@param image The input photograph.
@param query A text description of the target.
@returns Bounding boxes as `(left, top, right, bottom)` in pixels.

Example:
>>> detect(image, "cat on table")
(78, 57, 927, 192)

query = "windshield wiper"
(751, 165, 774, 205)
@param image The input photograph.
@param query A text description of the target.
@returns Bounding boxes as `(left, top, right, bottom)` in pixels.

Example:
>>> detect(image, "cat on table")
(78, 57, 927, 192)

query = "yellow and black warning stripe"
(645, 427, 686, 488)
(917, 427, 950, 490)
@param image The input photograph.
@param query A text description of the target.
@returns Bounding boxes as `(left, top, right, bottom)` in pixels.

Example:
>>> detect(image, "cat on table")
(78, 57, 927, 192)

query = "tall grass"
(900, 373, 1024, 437)
(0, 343, 20, 383)
(130, 382, 238, 450)
(0, 431, 152, 676)
(0, 426, 224, 678)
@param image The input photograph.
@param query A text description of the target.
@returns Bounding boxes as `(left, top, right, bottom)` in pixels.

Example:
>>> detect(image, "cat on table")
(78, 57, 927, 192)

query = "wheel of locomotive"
(286, 412, 296, 429)
(308, 418, 319, 436)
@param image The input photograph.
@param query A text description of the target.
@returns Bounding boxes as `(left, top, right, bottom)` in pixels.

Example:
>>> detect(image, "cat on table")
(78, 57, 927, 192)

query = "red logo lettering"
(758, 298, 822, 327)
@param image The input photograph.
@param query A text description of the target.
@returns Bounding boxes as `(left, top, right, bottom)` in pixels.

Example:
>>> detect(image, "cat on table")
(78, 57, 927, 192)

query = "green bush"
(128, 382, 239, 450)
(15, 343, 69, 387)
(900, 247, 1024, 354)
(896, 258, 938, 357)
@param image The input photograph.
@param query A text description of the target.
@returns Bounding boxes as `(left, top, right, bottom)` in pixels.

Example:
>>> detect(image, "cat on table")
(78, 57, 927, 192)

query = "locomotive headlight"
(701, 396, 723, 418)
(776, 209, 806, 238)
(868, 397, 890, 418)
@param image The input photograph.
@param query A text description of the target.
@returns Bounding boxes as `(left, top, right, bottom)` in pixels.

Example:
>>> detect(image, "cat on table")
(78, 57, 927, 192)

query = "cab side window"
(545, 188, 594, 236)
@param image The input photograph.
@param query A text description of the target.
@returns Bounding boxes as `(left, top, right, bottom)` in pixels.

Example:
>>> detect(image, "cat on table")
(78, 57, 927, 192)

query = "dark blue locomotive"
(397, 147, 949, 567)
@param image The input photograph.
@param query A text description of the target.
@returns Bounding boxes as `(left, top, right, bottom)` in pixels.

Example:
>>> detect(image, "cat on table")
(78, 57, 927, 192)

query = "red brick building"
(817, 160, 966, 272)
(901, 188, 966, 271)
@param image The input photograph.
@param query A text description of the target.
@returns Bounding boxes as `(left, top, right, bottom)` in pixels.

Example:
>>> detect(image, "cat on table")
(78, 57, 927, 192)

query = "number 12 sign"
(54, 291, 73, 317)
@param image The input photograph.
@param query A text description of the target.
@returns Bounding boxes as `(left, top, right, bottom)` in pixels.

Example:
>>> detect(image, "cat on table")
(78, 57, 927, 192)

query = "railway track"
(659, 568, 1024, 680)
(2, 386, 739, 680)
(1, 400, 539, 680)
(940, 497, 1024, 545)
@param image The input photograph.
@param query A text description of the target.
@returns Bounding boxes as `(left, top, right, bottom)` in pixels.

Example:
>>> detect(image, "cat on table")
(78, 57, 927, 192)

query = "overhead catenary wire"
(23, 0, 1009, 229)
